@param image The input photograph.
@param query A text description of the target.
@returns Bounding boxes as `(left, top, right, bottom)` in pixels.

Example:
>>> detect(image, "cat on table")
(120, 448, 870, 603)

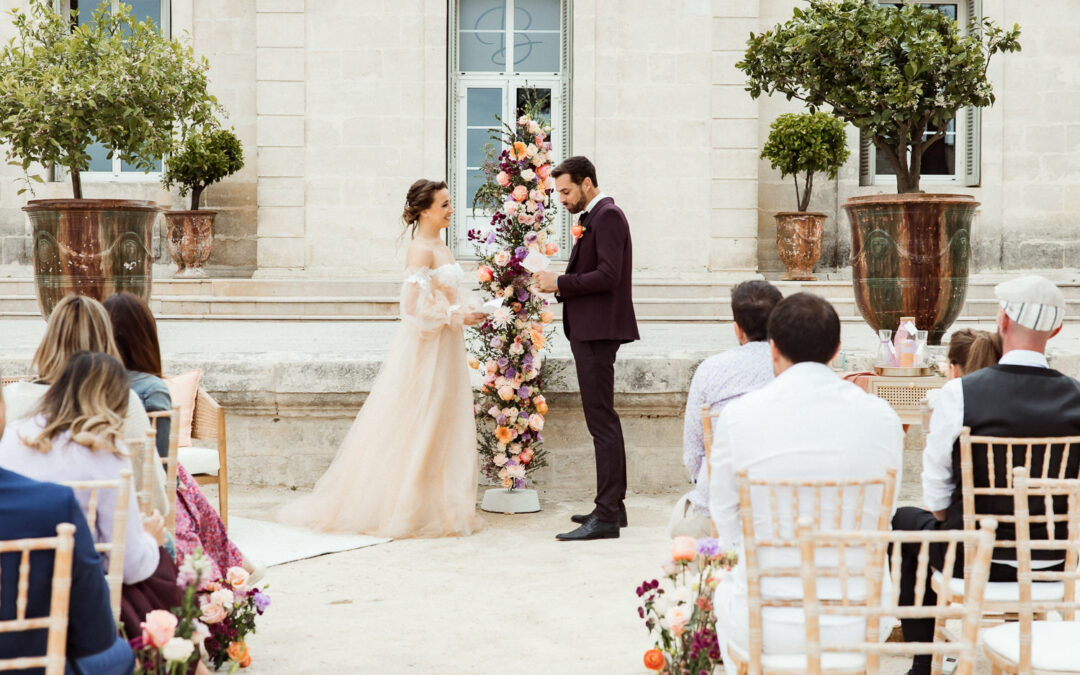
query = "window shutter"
(859, 129, 874, 186)
(963, 0, 982, 186)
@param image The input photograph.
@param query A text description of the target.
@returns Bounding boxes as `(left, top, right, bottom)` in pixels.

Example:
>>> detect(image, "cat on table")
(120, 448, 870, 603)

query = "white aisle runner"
(227, 517, 390, 567)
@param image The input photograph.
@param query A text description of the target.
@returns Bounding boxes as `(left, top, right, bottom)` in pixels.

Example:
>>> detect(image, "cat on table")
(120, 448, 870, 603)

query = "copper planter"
(164, 210, 216, 278)
(845, 193, 977, 345)
(775, 211, 826, 281)
(25, 199, 158, 319)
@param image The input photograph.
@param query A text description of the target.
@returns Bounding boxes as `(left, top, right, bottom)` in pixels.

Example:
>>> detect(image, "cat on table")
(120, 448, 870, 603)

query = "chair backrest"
(700, 405, 721, 537)
(57, 470, 130, 623)
(0, 523, 76, 675)
(191, 388, 225, 443)
(735, 467, 897, 674)
(959, 428, 1080, 580)
(147, 407, 181, 533)
(797, 517, 997, 675)
(1010, 467, 1080, 672)
(129, 435, 156, 519)
(0, 375, 30, 388)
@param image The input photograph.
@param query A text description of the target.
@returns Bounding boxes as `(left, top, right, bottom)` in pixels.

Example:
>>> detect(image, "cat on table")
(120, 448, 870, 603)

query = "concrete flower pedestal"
(481, 488, 540, 514)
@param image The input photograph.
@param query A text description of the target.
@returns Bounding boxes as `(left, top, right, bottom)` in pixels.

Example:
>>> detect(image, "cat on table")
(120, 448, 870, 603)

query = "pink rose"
(530, 189, 546, 202)
(511, 185, 528, 202)
(672, 536, 697, 562)
(141, 610, 178, 648)
(504, 201, 519, 215)
(536, 164, 551, 181)
(225, 566, 250, 591)
(496, 171, 510, 187)
(528, 413, 544, 431)
(494, 250, 511, 266)
(200, 602, 227, 625)
(498, 385, 515, 401)
(518, 213, 535, 226)
(476, 266, 493, 283)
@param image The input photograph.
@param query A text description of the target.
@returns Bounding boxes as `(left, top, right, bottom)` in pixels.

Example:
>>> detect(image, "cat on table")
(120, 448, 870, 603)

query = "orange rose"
(495, 427, 513, 444)
(570, 224, 582, 239)
(643, 648, 665, 670)
(540, 310, 554, 324)
(467, 356, 479, 370)
(534, 396, 548, 415)
(543, 242, 558, 255)
(227, 641, 249, 663)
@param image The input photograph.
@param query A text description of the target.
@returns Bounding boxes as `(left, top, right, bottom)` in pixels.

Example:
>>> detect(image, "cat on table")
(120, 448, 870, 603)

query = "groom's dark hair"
(731, 281, 782, 342)
(552, 156, 598, 187)
(767, 293, 840, 364)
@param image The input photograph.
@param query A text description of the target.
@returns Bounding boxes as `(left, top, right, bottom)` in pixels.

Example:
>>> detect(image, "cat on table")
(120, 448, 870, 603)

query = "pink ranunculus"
(225, 566, 250, 591)
(504, 200, 519, 215)
(511, 185, 528, 202)
(534, 133, 546, 145)
(498, 385, 515, 401)
(487, 406, 500, 418)
(528, 413, 544, 431)
(519, 213, 535, 226)
(494, 250, 511, 267)
(529, 189, 546, 202)
(496, 171, 511, 187)
(141, 610, 178, 648)
(493, 453, 508, 467)
(200, 602, 227, 625)
(672, 536, 697, 562)
(476, 266, 493, 283)
(536, 164, 551, 181)
(663, 605, 692, 637)
(543, 242, 559, 256)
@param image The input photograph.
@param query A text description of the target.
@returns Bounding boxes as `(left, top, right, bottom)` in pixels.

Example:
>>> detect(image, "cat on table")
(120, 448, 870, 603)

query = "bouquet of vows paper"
(521, 250, 550, 274)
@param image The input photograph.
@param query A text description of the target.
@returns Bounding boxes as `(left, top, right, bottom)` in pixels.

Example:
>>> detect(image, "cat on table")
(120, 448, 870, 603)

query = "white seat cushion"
(727, 640, 866, 671)
(984, 621, 1080, 671)
(933, 571, 1066, 602)
(178, 445, 219, 476)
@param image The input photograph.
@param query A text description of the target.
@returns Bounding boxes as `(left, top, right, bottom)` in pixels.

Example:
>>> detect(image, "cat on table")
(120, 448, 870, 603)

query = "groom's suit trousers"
(570, 338, 626, 522)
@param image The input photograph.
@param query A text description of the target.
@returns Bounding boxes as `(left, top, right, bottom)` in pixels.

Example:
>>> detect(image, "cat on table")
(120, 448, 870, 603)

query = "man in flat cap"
(894, 275, 1080, 675)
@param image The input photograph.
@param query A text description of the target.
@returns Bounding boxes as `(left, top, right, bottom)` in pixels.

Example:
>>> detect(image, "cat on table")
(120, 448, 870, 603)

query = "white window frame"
(448, 0, 572, 259)
(861, 0, 981, 187)
(54, 0, 171, 182)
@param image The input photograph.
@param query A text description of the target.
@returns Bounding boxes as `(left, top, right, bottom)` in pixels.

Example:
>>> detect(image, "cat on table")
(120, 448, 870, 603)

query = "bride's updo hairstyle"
(401, 179, 448, 238)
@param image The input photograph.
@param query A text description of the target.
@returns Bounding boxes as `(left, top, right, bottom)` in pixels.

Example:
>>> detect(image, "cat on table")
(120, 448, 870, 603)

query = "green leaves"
(738, 0, 1021, 193)
(0, 0, 218, 197)
(161, 125, 244, 208)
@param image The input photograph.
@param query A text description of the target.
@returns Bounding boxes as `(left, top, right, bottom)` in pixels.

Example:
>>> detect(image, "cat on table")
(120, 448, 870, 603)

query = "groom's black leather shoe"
(571, 504, 628, 528)
(556, 515, 620, 541)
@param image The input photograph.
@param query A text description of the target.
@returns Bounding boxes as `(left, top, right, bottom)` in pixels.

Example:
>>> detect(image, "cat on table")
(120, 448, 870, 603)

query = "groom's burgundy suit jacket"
(556, 196, 639, 343)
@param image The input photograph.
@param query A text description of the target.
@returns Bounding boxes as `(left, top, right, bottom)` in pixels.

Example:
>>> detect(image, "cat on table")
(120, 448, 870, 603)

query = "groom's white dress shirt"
(708, 361, 904, 660)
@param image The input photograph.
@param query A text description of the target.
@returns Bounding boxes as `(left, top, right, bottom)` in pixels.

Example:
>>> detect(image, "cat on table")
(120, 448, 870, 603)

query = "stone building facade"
(0, 0, 1076, 278)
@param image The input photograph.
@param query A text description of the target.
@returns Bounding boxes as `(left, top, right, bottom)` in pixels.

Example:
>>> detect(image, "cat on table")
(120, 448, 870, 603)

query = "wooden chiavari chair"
(797, 518, 997, 675)
(725, 467, 898, 675)
(58, 470, 131, 622)
(981, 467, 1080, 674)
(701, 404, 721, 538)
(0, 375, 31, 388)
(147, 407, 181, 534)
(0, 523, 76, 675)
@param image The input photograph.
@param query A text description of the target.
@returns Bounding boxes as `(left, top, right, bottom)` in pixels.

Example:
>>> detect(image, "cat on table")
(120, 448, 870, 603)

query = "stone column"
(255, 0, 306, 273)
(709, 0, 760, 272)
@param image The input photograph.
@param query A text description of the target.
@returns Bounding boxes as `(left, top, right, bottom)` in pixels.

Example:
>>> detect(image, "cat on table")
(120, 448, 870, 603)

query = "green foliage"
(761, 111, 849, 211)
(0, 0, 218, 198)
(739, 0, 1021, 193)
(162, 126, 244, 209)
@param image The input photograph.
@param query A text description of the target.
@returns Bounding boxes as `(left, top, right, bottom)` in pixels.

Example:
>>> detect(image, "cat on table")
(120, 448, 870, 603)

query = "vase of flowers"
(467, 90, 560, 513)
(197, 566, 270, 670)
(132, 549, 212, 674)
(637, 536, 738, 675)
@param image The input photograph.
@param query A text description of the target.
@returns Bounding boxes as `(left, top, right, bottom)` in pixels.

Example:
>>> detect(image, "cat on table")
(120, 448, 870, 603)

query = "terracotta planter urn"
(164, 210, 217, 278)
(775, 211, 826, 281)
(25, 199, 158, 318)
(845, 193, 977, 345)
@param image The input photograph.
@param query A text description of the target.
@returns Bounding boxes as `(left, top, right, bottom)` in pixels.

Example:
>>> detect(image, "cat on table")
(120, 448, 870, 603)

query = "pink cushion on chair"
(165, 369, 202, 448)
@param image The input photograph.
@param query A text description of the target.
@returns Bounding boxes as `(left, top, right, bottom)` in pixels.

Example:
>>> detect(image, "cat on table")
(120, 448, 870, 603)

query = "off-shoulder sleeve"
(400, 267, 465, 336)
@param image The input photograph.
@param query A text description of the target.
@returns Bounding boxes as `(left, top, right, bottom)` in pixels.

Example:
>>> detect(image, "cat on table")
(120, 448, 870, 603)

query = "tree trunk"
(189, 185, 204, 211)
(799, 171, 814, 212)
(69, 164, 82, 200)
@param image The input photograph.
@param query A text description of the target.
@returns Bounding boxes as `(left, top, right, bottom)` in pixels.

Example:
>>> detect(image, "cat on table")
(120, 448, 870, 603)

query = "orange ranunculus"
(510, 141, 528, 160)
(643, 649, 665, 670)
(241, 654, 252, 668)
(227, 641, 249, 663)
(512, 302, 522, 313)
(540, 310, 554, 324)
(543, 242, 558, 255)
(570, 224, 583, 239)
(534, 396, 548, 415)
(495, 426, 513, 444)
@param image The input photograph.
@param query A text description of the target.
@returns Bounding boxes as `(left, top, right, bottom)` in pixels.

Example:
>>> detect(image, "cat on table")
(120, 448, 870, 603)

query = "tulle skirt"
(278, 321, 481, 538)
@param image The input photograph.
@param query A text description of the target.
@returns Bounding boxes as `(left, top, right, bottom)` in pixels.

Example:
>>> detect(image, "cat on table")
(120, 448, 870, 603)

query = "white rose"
(654, 594, 674, 616)
(671, 586, 693, 605)
(664, 605, 692, 631)
(161, 637, 195, 663)
(210, 589, 234, 608)
(520, 169, 535, 181)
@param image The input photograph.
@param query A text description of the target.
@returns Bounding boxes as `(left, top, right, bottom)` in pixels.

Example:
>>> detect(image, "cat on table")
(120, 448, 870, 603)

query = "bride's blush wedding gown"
(279, 262, 481, 537)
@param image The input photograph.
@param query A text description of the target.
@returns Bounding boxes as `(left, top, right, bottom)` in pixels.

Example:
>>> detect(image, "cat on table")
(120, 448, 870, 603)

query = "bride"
(280, 179, 486, 537)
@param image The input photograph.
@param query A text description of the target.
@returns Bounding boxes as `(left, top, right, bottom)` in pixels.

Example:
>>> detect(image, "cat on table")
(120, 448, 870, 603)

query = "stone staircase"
(4, 271, 1080, 322)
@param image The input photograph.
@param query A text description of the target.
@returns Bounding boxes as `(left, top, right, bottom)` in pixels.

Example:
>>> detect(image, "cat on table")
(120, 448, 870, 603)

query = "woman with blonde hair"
(1, 294, 168, 514)
(0, 352, 178, 638)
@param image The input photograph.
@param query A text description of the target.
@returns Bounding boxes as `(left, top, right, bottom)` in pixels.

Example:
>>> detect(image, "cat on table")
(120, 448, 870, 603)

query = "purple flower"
(252, 589, 271, 612)
(524, 232, 538, 244)
(515, 246, 527, 258)
(697, 538, 720, 557)
(517, 387, 530, 399)
(518, 410, 529, 420)
(485, 231, 497, 244)
(514, 478, 526, 489)
(497, 415, 507, 425)
(522, 354, 534, 366)
(505, 367, 517, 379)
(516, 288, 529, 302)
(491, 337, 504, 349)
(497, 357, 509, 368)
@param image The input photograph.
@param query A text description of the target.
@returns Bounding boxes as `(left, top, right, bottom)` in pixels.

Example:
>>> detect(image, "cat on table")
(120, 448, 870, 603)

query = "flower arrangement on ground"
(467, 91, 559, 489)
(197, 565, 271, 670)
(132, 549, 212, 674)
(637, 536, 739, 675)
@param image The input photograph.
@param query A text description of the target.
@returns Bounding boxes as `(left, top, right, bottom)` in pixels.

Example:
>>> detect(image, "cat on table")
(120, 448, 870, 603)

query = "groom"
(533, 156, 639, 541)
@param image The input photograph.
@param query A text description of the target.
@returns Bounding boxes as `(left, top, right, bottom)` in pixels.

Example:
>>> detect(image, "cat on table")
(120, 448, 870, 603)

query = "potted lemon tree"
(0, 0, 216, 315)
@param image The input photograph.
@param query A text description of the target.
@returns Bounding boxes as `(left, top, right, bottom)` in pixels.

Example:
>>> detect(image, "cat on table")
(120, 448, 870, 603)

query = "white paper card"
(521, 250, 550, 273)
(483, 297, 504, 310)
(901, 320, 917, 334)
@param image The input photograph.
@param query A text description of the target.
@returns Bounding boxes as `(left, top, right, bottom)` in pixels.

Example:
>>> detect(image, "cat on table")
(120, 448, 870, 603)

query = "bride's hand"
(463, 311, 488, 326)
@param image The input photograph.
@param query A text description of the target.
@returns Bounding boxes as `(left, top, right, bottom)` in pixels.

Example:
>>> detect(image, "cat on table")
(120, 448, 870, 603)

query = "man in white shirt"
(709, 293, 903, 663)
(672, 280, 781, 538)
(893, 275, 1080, 675)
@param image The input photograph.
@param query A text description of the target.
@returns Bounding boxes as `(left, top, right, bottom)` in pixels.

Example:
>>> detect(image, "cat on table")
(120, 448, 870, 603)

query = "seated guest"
(0, 385, 133, 674)
(673, 280, 781, 537)
(2, 294, 168, 516)
(105, 291, 263, 583)
(894, 275, 1080, 675)
(942, 328, 1001, 379)
(0, 352, 180, 642)
(709, 293, 903, 664)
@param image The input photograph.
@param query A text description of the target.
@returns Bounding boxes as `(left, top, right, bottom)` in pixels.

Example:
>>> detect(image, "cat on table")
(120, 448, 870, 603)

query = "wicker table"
(865, 374, 946, 426)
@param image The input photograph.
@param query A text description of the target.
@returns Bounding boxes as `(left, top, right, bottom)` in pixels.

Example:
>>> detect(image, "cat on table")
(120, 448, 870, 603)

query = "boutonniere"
(571, 223, 587, 240)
